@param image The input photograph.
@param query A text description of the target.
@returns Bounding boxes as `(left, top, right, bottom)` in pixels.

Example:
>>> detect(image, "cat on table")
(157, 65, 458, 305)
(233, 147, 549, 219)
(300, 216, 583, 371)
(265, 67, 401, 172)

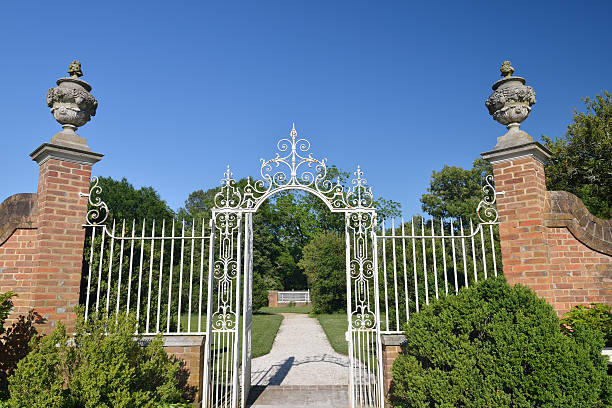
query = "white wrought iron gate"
(201, 125, 384, 408)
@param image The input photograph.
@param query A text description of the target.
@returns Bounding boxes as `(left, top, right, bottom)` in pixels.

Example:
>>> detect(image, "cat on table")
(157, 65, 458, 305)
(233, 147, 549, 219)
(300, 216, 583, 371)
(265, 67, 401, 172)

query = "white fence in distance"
(278, 290, 311, 303)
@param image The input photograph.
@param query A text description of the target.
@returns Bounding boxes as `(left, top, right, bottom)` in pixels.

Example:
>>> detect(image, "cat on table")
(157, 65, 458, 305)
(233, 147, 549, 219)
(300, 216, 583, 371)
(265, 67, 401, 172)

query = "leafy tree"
(420, 159, 492, 222)
(542, 91, 612, 219)
(298, 231, 346, 314)
(91, 177, 175, 223)
(391, 277, 611, 407)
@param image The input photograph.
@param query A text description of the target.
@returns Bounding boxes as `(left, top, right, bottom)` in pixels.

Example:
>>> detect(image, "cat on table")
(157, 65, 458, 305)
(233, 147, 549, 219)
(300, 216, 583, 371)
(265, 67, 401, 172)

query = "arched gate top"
(213, 124, 376, 213)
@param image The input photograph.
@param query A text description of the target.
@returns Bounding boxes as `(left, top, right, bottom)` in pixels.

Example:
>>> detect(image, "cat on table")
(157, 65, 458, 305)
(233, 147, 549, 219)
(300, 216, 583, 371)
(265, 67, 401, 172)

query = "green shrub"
(298, 231, 345, 314)
(8, 309, 191, 408)
(0, 292, 15, 335)
(391, 277, 611, 408)
(0, 310, 41, 395)
(561, 303, 612, 347)
(252, 271, 269, 312)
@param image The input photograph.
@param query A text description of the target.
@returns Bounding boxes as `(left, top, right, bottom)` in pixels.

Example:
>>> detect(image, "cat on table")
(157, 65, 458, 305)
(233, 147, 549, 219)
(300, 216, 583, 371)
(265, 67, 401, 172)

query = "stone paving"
(246, 313, 349, 407)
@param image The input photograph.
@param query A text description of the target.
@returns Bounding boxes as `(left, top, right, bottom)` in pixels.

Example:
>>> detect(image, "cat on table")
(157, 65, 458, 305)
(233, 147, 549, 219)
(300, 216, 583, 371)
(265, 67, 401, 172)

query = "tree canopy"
(92, 177, 174, 223)
(176, 165, 400, 311)
(298, 231, 346, 314)
(542, 91, 612, 219)
(420, 159, 492, 222)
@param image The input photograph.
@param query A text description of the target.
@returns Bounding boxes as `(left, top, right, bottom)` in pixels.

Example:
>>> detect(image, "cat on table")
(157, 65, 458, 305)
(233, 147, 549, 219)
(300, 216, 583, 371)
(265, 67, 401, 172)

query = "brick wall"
(0, 143, 102, 334)
(545, 227, 611, 314)
(381, 334, 406, 398)
(544, 191, 612, 314)
(482, 142, 612, 316)
(382, 344, 401, 394)
(0, 228, 38, 319)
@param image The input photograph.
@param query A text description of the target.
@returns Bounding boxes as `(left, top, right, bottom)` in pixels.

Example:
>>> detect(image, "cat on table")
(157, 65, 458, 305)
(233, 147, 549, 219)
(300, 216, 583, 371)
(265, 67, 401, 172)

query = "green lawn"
(177, 306, 368, 359)
(250, 313, 283, 357)
(316, 312, 386, 372)
(258, 305, 312, 314)
(178, 311, 283, 358)
(316, 313, 349, 355)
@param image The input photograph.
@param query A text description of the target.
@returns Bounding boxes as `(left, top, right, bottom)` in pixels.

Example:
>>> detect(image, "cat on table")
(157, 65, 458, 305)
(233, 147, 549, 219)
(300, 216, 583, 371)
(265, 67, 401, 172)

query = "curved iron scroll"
(213, 124, 375, 212)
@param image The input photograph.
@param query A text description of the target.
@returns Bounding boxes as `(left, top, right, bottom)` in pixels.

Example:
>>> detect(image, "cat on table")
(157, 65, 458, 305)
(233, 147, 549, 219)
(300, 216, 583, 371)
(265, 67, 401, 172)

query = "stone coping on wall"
(481, 141, 552, 164)
(30, 142, 103, 165)
(381, 334, 407, 346)
(545, 190, 612, 256)
(0, 193, 38, 245)
(135, 334, 205, 347)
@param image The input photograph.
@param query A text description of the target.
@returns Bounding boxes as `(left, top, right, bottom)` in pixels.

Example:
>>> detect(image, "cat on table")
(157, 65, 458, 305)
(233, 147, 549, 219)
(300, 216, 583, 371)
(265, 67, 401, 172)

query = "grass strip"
(258, 305, 312, 314)
(316, 313, 348, 355)
(250, 313, 283, 357)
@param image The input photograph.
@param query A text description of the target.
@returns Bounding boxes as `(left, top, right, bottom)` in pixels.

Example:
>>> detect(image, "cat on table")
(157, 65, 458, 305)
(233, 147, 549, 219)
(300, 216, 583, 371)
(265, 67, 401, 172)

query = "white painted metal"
(241, 213, 253, 408)
(82, 207, 211, 336)
(277, 290, 310, 303)
(374, 177, 501, 335)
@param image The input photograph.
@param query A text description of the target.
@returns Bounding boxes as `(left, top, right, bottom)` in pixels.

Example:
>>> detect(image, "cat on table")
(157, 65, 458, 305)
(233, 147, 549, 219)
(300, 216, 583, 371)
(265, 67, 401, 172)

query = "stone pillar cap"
(30, 142, 103, 166)
(481, 141, 552, 165)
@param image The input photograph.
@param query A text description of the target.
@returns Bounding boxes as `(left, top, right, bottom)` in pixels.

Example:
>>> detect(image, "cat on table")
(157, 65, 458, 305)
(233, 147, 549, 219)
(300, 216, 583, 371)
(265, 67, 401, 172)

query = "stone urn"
(46, 61, 98, 149)
(485, 61, 536, 149)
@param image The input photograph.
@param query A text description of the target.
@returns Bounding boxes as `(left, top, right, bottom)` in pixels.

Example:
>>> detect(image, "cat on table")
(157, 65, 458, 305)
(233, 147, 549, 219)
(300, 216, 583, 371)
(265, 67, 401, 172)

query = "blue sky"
(1, 1, 610, 217)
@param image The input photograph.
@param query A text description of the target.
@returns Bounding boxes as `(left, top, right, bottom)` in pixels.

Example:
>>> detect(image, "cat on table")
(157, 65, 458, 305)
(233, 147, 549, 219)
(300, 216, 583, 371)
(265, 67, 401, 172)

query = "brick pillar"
(381, 334, 406, 396)
(268, 290, 278, 307)
(144, 335, 205, 403)
(481, 142, 552, 300)
(30, 143, 102, 333)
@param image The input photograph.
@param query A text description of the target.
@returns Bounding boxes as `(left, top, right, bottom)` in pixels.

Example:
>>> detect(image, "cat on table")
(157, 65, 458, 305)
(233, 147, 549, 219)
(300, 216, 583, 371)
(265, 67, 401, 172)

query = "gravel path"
(249, 313, 349, 386)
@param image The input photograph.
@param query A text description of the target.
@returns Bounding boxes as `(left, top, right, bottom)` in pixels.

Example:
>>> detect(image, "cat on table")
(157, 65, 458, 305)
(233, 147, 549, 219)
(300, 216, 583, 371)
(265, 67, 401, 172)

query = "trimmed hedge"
(391, 277, 611, 407)
(8, 309, 192, 408)
(561, 303, 612, 347)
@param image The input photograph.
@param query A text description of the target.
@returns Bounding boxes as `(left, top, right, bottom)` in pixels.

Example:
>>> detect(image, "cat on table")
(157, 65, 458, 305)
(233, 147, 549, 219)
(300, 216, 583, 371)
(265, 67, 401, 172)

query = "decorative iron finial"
(500, 60, 514, 78)
(290, 122, 297, 140)
(68, 60, 83, 78)
(223, 165, 233, 184)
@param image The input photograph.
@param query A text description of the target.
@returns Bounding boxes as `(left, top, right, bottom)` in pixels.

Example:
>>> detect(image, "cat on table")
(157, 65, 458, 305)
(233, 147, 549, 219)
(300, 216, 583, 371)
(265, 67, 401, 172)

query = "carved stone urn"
(46, 61, 98, 150)
(485, 61, 536, 149)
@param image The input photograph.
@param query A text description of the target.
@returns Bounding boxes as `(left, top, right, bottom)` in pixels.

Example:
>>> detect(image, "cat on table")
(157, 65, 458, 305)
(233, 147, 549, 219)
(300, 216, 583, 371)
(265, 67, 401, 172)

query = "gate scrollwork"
(212, 124, 375, 212)
(347, 211, 377, 330)
(211, 211, 241, 331)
